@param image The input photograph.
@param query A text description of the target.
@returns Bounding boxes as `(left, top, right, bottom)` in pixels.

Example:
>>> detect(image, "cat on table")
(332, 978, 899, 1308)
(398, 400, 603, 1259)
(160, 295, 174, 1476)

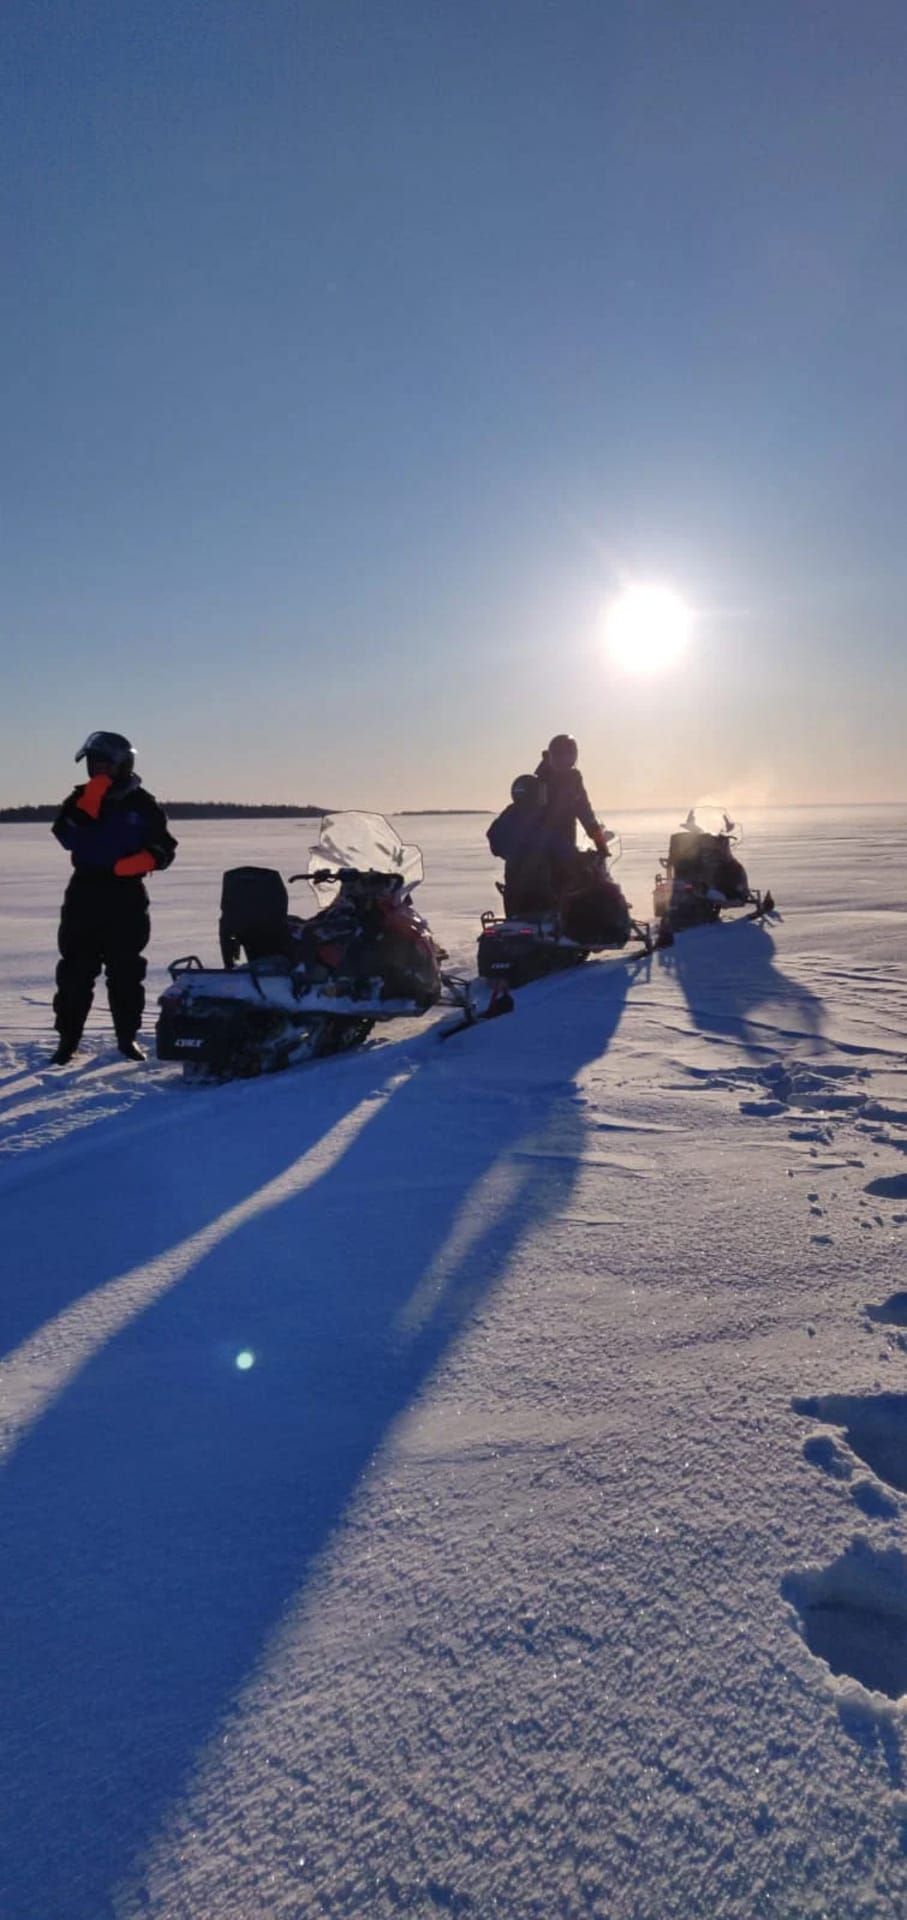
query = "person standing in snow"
(50, 731, 177, 1065)
(534, 734, 610, 886)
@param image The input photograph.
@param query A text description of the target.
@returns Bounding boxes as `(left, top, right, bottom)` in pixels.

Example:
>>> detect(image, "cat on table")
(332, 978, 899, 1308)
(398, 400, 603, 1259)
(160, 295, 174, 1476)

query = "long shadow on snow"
(0, 1040, 410, 1363)
(0, 957, 632, 1920)
(659, 918, 824, 1059)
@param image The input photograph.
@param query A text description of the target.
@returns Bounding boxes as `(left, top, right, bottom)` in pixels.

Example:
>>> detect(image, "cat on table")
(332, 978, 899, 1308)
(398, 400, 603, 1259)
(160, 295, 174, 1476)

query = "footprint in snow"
(802, 1432, 851, 1480)
(794, 1392, 907, 1497)
(782, 1537, 907, 1702)
(865, 1293, 907, 1330)
(852, 1479, 899, 1521)
(865, 1172, 907, 1203)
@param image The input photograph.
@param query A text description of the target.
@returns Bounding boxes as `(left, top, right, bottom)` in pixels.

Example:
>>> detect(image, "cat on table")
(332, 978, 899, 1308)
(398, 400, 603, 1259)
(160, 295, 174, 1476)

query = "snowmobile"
(652, 809, 775, 933)
(156, 812, 509, 1080)
(477, 835, 667, 991)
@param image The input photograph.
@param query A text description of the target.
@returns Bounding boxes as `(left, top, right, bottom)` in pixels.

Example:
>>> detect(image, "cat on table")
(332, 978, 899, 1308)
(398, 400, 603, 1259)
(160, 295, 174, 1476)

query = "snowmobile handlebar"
(596, 831, 621, 865)
(288, 867, 407, 888)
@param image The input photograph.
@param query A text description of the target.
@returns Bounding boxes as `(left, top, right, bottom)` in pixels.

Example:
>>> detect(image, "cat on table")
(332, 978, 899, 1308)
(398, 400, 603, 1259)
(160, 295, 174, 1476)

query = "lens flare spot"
(235, 1349, 255, 1371)
(604, 584, 692, 675)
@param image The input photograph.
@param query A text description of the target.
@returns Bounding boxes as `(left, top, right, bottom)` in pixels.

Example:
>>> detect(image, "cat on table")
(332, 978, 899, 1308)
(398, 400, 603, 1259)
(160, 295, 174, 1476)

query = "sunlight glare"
(604, 585, 692, 675)
(235, 1349, 255, 1371)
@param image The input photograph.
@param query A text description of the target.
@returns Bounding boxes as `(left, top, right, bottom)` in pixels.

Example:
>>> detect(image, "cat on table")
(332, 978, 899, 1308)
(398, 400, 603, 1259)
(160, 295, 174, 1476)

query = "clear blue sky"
(3, 0, 906, 809)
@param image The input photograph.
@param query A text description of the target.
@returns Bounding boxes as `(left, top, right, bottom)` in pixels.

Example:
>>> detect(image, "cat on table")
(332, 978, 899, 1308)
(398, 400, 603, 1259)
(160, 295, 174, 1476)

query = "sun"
(603, 584, 692, 675)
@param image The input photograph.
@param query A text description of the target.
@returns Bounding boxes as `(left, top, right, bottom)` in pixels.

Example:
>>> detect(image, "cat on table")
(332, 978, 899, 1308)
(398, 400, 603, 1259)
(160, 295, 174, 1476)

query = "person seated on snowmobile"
(710, 820, 749, 901)
(487, 775, 557, 916)
(669, 810, 749, 902)
(535, 734, 610, 887)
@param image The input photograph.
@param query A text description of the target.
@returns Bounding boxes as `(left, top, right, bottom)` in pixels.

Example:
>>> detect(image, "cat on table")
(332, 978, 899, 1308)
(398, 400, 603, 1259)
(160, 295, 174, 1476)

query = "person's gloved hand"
(592, 825, 611, 855)
(76, 773, 112, 818)
(114, 851, 157, 877)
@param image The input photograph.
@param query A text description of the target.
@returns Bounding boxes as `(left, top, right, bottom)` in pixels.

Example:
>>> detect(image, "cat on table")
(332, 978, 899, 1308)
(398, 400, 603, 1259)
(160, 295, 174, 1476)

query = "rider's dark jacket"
(534, 753, 599, 850)
(53, 777, 177, 873)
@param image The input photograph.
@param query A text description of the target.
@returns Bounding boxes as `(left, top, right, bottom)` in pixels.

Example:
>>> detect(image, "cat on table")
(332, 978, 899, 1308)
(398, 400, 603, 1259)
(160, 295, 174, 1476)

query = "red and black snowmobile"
(156, 813, 505, 1079)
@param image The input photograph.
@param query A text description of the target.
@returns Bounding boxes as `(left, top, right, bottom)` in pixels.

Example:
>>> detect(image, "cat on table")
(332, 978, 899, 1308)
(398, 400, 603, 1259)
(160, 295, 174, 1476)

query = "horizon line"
(3, 796, 907, 821)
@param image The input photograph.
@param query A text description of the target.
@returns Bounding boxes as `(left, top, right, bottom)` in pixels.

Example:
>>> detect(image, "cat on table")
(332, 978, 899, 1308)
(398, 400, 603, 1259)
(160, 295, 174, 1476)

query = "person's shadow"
(0, 955, 634, 1919)
(658, 918, 824, 1061)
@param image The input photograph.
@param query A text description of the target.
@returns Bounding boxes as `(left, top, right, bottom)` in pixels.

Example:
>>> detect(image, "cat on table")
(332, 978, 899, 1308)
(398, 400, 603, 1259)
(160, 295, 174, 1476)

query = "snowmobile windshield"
(307, 812, 424, 899)
(682, 803, 739, 842)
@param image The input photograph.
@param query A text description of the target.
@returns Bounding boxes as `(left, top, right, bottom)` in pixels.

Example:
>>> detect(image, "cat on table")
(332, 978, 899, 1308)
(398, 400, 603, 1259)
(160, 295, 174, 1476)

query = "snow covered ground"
(1, 806, 907, 1919)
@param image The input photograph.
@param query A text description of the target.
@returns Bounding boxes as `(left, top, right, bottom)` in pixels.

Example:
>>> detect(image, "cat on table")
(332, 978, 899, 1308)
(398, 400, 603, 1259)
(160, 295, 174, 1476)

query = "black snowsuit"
(52, 778, 177, 1047)
(487, 800, 556, 915)
(534, 754, 601, 886)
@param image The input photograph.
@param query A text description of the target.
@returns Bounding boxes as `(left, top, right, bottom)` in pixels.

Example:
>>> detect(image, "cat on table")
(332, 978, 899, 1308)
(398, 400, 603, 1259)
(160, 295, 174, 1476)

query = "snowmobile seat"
(219, 866, 293, 967)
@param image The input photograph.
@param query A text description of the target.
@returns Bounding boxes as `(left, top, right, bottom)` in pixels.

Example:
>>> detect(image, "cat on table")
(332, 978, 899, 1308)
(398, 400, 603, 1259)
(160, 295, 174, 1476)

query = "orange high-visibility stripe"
(113, 851, 157, 877)
(76, 773, 113, 818)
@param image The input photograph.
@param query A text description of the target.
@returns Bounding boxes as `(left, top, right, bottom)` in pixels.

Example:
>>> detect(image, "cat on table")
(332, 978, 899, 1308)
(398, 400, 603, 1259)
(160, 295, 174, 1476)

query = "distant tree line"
(1, 802, 493, 823)
(0, 802, 329, 823)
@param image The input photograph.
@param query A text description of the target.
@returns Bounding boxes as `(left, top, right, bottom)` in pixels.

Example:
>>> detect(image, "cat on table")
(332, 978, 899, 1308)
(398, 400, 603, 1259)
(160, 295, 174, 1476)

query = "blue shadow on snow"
(0, 1041, 410, 1362)
(0, 957, 632, 1919)
(658, 918, 824, 1059)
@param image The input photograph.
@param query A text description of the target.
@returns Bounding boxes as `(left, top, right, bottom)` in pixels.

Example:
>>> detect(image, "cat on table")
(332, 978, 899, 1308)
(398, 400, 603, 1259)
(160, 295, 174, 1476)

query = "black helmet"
(547, 733, 578, 769)
(510, 772, 540, 806)
(75, 730, 135, 780)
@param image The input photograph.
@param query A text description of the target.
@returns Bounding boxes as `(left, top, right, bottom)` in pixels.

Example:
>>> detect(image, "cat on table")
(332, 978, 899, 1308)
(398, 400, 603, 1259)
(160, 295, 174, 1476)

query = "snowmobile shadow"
(0, 961, 632, 1917)
(657, 919, 824, 1059)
